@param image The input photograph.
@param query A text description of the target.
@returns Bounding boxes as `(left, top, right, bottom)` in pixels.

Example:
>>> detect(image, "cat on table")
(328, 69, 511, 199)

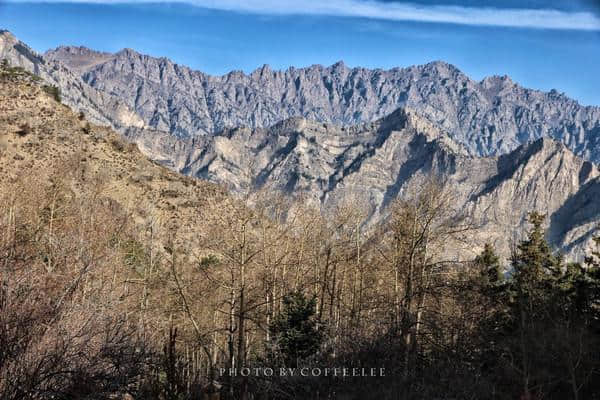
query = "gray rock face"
(47, 45, 600, 163)
(124, 108, 600, 260)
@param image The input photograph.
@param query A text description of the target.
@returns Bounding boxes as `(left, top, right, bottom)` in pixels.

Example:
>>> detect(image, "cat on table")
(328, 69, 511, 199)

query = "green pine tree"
(512, 212, 562, 286)
(475, 243, 503, 287)
(268, 291, 322, 367)
(506, 212, 563, 398)
(583, 235, 600, 328)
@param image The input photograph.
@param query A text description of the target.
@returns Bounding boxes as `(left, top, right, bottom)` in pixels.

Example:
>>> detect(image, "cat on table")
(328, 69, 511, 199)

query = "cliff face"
(123, 107, 600, 260)
(47, 45, 600, 163)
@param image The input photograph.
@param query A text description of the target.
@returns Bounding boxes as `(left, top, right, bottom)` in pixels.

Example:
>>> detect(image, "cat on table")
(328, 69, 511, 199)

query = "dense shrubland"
(1, 168, 599, 400)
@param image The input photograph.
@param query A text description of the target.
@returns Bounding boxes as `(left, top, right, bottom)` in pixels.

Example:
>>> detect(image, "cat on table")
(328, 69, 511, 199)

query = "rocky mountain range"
(1, 29, 599, 259)
(46, 44, 600, 163)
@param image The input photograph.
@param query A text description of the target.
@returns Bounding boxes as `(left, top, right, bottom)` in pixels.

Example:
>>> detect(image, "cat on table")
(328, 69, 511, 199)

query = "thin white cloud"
(13, 0, 600, 31)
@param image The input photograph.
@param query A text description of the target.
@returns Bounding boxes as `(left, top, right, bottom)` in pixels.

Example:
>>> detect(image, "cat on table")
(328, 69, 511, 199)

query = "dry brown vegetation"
(1, 65, 599, 400)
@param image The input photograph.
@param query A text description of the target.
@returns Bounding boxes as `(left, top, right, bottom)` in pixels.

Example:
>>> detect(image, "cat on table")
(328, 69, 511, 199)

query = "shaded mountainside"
(47, 44, 600, 163)
(125, 107, 600, 260)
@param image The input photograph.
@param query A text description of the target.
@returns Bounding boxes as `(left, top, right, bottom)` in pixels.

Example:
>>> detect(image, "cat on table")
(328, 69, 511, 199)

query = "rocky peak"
(0, 30, 16, 42)
(250, 64, 272, 79)
(329, 60, 348, 73)
(50, 45, 107, 57)
(115, 47, 139, 58)
(46, 45, 114, 74)
(0, 31, 44, 69)
(480, 74, 515, 91)
(420, 60, 463, 78)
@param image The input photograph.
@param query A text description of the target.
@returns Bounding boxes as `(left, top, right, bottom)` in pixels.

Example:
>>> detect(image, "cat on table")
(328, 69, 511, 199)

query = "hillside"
(0, 62, 232, 399)
(0, 61, 225, 253)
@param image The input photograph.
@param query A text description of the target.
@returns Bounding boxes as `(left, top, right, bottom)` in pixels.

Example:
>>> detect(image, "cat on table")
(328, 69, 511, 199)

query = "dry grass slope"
(0, 64, 227, 249)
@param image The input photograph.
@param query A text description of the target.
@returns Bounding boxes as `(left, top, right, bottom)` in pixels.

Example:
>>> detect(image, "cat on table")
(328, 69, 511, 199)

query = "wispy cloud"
(14, 0, 600, 31)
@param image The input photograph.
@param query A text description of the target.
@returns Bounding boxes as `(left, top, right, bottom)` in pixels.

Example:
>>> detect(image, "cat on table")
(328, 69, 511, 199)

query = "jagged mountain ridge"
(47, 44, 600, 163)
(124, 106, 600, 260)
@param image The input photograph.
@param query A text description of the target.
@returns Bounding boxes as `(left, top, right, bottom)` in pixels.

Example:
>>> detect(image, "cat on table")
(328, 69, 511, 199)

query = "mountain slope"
(0, 62, 226, 254)
(123, 105, 600, 260)
(47, 45, 600, 163)
(4, 31, 599, 259)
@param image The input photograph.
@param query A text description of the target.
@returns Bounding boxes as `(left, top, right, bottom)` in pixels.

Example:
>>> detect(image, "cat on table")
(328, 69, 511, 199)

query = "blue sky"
(1, 0, 599, 105)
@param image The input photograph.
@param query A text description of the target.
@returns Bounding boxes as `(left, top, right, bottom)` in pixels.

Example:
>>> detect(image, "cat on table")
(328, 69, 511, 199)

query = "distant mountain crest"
(45, 43, 600, 163)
